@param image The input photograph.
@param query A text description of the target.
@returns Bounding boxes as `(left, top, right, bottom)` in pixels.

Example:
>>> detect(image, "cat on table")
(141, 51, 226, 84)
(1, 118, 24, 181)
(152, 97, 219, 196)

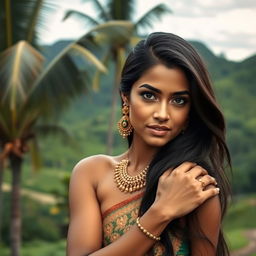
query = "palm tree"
(0, 157, 4, 243)
(64, 0, 172, 154)
(0, 1, 133, 255)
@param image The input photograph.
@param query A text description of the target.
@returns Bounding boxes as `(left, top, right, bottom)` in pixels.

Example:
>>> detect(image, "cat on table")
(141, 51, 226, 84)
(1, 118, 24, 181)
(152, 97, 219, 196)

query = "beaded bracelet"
(136, 217, 161, 241)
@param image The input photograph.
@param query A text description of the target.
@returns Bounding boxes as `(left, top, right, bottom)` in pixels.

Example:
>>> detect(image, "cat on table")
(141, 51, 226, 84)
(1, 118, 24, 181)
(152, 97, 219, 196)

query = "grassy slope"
(224, 194, 256, 251)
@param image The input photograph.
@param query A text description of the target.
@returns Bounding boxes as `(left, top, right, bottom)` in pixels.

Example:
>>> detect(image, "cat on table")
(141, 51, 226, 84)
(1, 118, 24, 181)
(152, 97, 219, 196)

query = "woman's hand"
(153, 162, 219, 221)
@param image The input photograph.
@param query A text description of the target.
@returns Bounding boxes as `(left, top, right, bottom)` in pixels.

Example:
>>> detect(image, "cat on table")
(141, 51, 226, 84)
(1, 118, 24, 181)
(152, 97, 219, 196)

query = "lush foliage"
(1, 192, 63, 244)
(0, 2, 133, 255)
(0, 239, 66, 256)
(224, 194, 256, 251)
(225, 229, 249, 251)
(41, 40, 256, 193)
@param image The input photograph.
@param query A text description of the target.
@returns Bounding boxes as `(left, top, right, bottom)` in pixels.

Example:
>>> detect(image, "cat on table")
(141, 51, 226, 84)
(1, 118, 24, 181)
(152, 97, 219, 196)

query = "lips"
(147, 125, 171, 131)
(146, 125, 171, 136)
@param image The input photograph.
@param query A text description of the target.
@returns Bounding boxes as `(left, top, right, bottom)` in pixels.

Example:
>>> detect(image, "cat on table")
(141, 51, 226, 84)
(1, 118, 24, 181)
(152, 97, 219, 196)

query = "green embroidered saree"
(102, 192, 190, 255)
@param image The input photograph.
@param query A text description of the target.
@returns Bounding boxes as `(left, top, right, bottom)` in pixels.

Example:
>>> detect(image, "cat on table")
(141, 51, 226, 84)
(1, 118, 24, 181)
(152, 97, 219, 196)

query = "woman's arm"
(67, 159, 219, 256)
(189, 187, 222, 256)
(67, 157, 103, 255)
(67, 156, 170, 256)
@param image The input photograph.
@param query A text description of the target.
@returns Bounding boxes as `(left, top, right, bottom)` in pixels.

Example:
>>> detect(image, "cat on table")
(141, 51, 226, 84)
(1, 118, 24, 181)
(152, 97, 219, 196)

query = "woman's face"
(123, 64, 191, 148)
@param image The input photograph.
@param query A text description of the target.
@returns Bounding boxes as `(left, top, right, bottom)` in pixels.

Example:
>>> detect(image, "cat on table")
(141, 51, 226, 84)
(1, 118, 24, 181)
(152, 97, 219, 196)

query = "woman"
(67, 32, 231, 256)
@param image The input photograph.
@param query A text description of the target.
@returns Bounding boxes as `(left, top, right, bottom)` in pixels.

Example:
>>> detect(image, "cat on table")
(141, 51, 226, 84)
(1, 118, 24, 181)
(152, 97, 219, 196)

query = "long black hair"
(120, 32, 231, 255)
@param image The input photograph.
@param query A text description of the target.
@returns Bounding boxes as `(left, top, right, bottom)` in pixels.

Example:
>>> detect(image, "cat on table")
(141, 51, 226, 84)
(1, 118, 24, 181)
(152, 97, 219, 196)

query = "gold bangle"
(136, 217, 161, 241)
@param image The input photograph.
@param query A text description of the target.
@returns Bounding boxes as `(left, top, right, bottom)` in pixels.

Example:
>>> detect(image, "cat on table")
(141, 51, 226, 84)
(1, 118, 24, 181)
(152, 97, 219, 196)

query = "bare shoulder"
(71, 154, 116, 185)
(68, 155, 114, 254)
(73, 154, 113, 172)
(68, 154, 116, 214)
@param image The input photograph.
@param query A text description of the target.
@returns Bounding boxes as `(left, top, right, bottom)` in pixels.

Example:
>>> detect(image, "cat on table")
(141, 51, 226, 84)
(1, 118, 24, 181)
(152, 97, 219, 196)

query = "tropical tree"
(0, 156, 4, 243)
(64, 0, 172, 154)
(0, 1, 133, 255)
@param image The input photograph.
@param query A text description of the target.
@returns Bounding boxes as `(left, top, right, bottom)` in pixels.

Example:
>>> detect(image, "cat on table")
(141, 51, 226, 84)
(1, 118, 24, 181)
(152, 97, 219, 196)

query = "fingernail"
(216, 188, 220, 193)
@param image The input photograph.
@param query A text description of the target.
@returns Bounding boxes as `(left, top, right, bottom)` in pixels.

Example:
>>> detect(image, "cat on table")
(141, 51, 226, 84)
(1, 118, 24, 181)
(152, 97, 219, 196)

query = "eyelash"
(140, 92, 156, 101)
(172, 97, 188, 106)
(140, 91, 188, 106)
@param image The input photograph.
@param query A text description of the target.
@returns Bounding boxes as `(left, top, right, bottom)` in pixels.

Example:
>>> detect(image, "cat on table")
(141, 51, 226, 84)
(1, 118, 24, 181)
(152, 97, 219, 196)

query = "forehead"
(132, 64, 189, 92)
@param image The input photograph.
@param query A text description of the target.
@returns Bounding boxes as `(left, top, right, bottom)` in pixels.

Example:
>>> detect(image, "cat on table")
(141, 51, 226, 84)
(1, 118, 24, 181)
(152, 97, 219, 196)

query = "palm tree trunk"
(9, 154, 23, 256)
(0, 160, 4, 243)
(106, 51, 122, 155)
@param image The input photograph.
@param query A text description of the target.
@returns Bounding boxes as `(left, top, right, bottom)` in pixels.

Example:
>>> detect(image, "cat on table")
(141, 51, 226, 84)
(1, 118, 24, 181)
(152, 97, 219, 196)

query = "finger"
(160, 169, 172, 179)
(198, 175, 217, 188)
(187, 166, 208, 178)
(203, 186, 220, 199)
(174, 162, 197, 173)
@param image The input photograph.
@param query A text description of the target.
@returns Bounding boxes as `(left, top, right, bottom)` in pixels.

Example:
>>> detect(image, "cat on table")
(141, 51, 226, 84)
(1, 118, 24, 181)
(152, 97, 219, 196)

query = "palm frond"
(117, 46, 126, 70)
(0, 0, 58, 51)
(0, 98, 39, 141)
(135, 3, 172, 30)
(26, 44, 106, 117)
(92, 53, 110, 91)
(4, 0, 12, 47)
(0, 0, 4, 48)
(26, 21, 133, 118)
(29, 0, 58, 45)
(26, 53, 90, 118)
(62, 10, 100, 26)
(0, 109, 11, 140)
(0, 41, 44, 125)
(71, 44, 107, 73)
(26, 0, 43, 43)
(17, 108, 40, 140)
(84, 20, 134, 46)
(33, 124, 80, 151)
(28, 138, 42, 172)
(106, 0, 135, 20)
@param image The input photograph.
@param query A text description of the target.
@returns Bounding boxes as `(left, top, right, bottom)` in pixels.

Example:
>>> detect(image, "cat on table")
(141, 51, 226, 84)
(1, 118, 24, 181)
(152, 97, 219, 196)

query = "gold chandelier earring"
(117, 103, 133, 138)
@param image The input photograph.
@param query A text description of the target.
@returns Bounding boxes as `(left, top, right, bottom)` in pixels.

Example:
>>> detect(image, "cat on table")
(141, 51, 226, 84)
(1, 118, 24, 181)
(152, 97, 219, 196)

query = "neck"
(125, 133, 159, 175)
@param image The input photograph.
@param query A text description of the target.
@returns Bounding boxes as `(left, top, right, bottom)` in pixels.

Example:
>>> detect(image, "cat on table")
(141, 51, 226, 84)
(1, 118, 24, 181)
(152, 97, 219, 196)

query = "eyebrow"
(139, 84, 190, 96)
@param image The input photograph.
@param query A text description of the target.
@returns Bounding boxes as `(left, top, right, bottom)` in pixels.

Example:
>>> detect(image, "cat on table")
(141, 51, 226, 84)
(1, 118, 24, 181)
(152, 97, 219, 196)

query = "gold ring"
(198, 178, 205, 188)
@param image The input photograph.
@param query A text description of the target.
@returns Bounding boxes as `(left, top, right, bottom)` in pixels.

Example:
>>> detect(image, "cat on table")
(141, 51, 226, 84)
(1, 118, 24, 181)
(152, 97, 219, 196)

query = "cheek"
(129, 104, 149, 124)
(173, 108, 190, 127)
(129, 98, 151, 124)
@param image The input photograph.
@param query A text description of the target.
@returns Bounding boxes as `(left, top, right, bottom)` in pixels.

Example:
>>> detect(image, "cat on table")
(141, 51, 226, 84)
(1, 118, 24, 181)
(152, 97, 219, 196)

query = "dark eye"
(141, 92, 156, 100)
(172, 97, 187, 106)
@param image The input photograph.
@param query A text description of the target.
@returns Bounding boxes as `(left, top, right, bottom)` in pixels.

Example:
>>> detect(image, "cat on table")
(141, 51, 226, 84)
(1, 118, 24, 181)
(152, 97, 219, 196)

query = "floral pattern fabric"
(102, 193, 190, 255)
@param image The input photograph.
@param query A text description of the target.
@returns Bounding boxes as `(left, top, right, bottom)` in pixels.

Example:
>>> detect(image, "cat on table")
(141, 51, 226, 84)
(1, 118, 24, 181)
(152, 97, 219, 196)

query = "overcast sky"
(41, 0, 256, 61)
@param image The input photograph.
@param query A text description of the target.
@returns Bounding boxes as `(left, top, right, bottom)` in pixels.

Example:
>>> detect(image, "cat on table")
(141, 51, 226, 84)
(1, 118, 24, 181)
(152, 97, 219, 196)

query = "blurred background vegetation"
(0, 0, 255, 256)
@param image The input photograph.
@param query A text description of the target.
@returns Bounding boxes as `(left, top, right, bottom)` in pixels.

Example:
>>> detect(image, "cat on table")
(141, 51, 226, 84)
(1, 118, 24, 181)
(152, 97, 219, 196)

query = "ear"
(121, 93, 130, 105)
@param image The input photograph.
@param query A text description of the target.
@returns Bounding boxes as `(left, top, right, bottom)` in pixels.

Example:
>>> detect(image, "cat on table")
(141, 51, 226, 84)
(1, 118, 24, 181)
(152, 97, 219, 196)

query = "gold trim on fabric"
(102, 194, 183, 255)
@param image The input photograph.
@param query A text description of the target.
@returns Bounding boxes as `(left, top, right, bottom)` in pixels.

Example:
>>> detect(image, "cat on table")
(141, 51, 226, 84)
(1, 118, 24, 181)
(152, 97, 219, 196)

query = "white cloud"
(161, 0, 256, 17)
(40, 0, 256, 61)
(140, 2, 256, 61)
(41, 1, 94, 44)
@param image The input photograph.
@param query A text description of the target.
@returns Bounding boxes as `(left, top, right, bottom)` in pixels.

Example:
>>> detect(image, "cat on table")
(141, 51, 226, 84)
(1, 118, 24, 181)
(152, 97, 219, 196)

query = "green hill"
(40, 40, 256, 194)
(190, 41, 238, 80)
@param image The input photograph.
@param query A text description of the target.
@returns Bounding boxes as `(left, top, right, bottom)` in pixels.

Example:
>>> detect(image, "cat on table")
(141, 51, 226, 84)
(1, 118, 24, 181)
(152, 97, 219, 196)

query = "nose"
(153, 102, 170, 122)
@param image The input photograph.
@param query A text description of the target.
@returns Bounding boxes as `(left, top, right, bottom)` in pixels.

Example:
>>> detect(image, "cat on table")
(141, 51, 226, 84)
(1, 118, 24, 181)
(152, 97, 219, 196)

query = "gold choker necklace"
(114, 159, 148, 193)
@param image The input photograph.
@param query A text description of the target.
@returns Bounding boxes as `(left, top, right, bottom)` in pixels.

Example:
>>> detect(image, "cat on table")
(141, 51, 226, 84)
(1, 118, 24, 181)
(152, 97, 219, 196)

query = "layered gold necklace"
(114, 159, 149, 193)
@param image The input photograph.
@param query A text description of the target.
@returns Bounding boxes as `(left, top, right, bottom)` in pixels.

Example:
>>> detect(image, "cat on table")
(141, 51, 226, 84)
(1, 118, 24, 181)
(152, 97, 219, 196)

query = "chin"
(144, 133, 181, 147)
(145, 137, 171, 148)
